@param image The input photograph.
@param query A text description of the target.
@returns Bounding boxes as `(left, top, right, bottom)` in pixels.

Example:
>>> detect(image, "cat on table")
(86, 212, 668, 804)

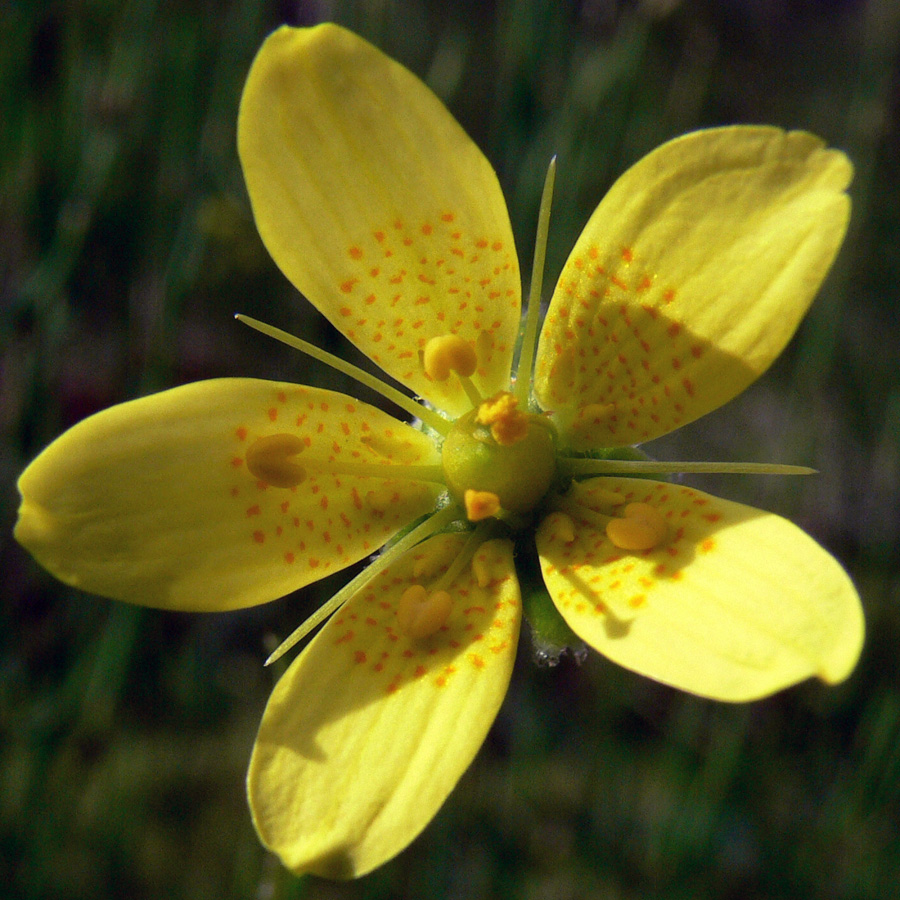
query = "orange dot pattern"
(322, 535, 520, 696)
(229, 382, 441, 585)
(535, 244, 720, 447)
(334, 214, 520, 416)
(537, 477, 725, 623)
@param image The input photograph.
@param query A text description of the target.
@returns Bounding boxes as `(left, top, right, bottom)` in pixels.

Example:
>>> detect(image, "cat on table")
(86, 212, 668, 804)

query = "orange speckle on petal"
(700, 538, 716, 553)
(349, 246, 363, 259)
(235, 426, 248, 441)
(253, 531, 265, 543)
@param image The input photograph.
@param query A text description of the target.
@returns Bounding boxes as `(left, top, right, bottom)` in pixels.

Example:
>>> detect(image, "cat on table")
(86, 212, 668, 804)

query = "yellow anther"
(570, 481, 623, 511)
(606, 502, 668, 551)
(471, 554, 491, 589)
(423, 334, 477, 381)
(574, 403, 616, 427)
(464, 489, 501, 522)
(546, 511, 577, 544)
(475, 391, 529, 445)
(245, 433, 306, 487)
(396, 584, 453, 639)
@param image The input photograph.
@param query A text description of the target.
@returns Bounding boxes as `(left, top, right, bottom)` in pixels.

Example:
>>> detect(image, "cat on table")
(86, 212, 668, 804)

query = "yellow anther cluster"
(475, 391, 529, 445)
(396, 584, 453, 639)
(464, 489, 501, 522)
(245, 433, 306, 487)
(606, 502, 668, 551)
(422, 334, 477, 382)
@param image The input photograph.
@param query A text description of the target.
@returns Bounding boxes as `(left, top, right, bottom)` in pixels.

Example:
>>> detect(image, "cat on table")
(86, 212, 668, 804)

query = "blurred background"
(2, 0, 899, 898)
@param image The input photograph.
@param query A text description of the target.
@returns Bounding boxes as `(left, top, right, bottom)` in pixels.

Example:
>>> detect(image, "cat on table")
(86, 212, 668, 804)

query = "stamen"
(559, 458, 817, 478)
(456, 374, 484, 409)
(464, 489, 501, 522)
(423, 334, 482, 408)
(476, 392, 529, 445)
(605, 503, 668, 551)
(264, 504, 461, 665)
(245, 434, 306, 487)
(423, 334, 477, 381)
(433, 521, 497, 591)
(553, 490, 667, 551)
(236, 314, 451, 435)
(396, 585, 453, 639)
(515, 156, 556, 406)
(542, 511, 577, 545)
(567, 481, 625, 510)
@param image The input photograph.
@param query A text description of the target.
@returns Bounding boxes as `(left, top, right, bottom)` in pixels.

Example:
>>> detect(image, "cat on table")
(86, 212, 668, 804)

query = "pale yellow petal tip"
(13, 499, 73, 582)
(816, 594, 866, 688)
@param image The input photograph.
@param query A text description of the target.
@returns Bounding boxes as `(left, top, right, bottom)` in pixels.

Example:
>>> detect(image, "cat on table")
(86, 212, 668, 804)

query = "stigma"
(442, 392, 558, 522)
(475, 392, 529, 445)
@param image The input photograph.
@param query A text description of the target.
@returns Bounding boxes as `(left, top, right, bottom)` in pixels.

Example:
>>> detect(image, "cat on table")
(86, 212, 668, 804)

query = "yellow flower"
(14, 23, 864, 880)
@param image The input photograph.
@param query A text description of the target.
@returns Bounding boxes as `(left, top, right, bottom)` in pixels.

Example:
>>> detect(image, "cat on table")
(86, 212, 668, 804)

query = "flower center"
(442, 392, 557, 521)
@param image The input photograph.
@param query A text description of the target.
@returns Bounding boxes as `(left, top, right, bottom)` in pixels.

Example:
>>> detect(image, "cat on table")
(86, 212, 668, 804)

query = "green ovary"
(441, 408, 557, 516)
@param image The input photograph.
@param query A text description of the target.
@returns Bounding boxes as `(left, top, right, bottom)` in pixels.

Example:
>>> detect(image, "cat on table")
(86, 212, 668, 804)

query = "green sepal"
(568, 444, 668, 482)
(515, 534, 585, 666)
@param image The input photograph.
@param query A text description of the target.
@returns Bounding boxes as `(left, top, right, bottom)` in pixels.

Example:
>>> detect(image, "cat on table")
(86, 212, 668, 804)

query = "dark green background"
(2, 1, 899, 898)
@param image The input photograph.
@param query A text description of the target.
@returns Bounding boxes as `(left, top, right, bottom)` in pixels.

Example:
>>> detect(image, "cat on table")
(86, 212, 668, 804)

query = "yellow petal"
(248, 534, 520, 878)
(535, 127, 852, 447)
(15, 379, 441, 611)
(537, 478, 863, 701)
(238, 25, 520, 417)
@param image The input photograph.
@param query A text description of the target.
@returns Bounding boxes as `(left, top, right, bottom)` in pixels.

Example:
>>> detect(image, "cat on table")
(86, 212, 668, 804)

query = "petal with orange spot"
(14, 378, 440, 611)
(248, 534, 520, 877)
(536, 477, 863, 701)
(535, 127, 851, 447)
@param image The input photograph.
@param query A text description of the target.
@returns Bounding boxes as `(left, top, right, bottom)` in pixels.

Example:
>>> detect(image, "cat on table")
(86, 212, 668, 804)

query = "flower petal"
(248, 534, 520, 878)
(238, 24, 520, 416)
(534, 127, 852, 447)
(537, 478, 863, 700)
(15, 379, 441, 611)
